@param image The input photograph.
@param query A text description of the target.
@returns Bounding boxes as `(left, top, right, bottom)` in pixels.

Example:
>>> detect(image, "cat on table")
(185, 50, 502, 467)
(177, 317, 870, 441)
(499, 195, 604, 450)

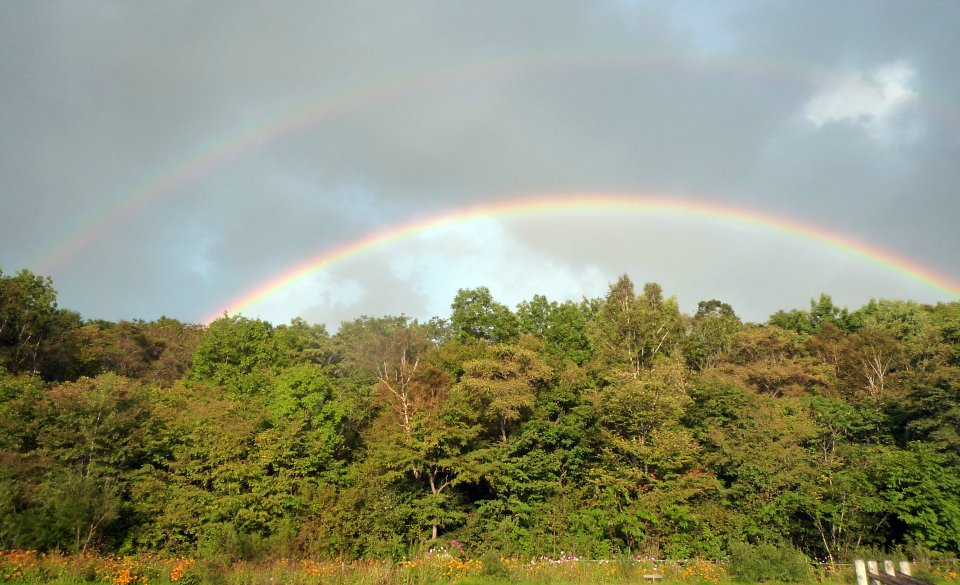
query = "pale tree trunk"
(861, 347, 890, 403)
(377, 349, 419, 434)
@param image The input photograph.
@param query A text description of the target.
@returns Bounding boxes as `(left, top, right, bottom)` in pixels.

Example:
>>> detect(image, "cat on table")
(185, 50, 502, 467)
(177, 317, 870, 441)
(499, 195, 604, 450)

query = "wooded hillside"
(2, 268, 958, 561)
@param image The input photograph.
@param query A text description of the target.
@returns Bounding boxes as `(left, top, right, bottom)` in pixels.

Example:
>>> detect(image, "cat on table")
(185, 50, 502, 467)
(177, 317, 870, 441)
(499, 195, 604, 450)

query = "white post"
(899, 561, 912, 576)
(867, 560, 881, 585)
(884, 561, 897, 577)
(855, 560, 869, 585)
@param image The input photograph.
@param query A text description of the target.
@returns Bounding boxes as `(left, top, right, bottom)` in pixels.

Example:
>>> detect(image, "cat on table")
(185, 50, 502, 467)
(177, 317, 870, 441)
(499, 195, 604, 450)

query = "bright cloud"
(804, 61, 920, 144)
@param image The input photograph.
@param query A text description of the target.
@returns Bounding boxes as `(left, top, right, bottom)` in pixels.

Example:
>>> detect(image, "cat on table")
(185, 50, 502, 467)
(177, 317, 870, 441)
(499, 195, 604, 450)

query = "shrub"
(729, 540, 812, 583)
(479, 550, 510, 580)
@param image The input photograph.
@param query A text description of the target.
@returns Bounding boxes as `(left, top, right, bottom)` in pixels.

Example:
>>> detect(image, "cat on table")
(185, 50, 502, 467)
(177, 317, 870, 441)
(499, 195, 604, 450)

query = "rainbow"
(203, 193, 960, 324)
(32, 50, 841, 273)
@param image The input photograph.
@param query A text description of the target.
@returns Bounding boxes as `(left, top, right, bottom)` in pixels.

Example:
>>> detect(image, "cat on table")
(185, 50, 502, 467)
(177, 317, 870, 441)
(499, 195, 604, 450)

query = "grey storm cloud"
(1, 0, 958, 328)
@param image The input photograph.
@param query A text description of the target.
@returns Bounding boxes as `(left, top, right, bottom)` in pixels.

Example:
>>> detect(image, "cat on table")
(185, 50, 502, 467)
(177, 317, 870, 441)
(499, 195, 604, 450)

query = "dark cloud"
(1, 1, 956, 327)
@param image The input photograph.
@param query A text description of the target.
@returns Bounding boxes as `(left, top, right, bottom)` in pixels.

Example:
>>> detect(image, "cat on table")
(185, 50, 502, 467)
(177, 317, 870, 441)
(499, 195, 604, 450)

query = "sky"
(2, 1, 959, 329)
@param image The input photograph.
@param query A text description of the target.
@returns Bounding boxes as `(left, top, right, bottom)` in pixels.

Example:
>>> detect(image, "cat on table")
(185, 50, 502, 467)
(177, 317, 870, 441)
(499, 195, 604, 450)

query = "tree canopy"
(1, 268, 958, 561)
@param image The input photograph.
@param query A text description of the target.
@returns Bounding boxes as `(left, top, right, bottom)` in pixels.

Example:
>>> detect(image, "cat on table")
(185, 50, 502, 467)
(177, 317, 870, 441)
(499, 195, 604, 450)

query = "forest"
(1, 267, 959, 563)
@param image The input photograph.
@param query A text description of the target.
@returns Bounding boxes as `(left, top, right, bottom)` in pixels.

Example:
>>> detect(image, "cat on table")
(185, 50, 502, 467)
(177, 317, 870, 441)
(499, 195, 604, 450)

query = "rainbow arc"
(203, 193, 960, 324)
(36, 50, 958, 273)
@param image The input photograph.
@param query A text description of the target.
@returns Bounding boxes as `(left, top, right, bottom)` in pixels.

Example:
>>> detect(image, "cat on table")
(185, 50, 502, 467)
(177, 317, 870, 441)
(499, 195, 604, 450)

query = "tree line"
(1, 267, 959, 561)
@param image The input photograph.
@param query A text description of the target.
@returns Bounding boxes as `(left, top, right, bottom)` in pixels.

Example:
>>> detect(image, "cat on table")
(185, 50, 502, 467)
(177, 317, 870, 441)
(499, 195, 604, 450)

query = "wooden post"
(855, 560, 869, 585)
(899, 561, 912, 576)
(884, 561, 897, 578)
(868, 560, 881, 585)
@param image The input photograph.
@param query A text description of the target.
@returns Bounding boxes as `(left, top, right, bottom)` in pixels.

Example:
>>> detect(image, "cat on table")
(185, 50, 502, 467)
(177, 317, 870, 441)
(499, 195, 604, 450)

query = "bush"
(479, 550, 510, 580)
(729, 541, 812, 583)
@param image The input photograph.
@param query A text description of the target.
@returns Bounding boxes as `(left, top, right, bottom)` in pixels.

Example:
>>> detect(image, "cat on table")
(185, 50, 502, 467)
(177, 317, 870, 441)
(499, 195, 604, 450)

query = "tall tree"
(457, 342, 551, 443)
(274, 317, 335, 366)
(0, 269, 82, 380)
(28, 374, 155, 551)
(339, 316, 476, 541)
(190, 315, 283, 394)
(450, 287, 519, 344)
(141, 317, 203, 384)
(336, 315, 439, 432)
(769, 294, 853, 335)
(685, 300, 742, 371)
(517, 295, 593, 365)
(365, 361, 477, 541)
(589, 276, 683, 379)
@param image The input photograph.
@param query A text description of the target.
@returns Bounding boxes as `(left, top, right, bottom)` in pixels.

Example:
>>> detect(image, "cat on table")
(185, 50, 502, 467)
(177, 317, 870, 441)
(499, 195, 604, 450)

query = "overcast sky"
(2, 1, 958, 328)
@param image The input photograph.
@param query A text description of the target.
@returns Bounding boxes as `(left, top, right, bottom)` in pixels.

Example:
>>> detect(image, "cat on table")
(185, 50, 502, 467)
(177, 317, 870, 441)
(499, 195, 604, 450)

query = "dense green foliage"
(728, 541, 812, 582)
(1, 268, 959, 562)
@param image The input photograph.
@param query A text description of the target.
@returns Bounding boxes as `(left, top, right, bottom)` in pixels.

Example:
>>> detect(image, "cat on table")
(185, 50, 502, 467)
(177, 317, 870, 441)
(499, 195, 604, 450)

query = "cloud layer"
(2, 1, 958, 327)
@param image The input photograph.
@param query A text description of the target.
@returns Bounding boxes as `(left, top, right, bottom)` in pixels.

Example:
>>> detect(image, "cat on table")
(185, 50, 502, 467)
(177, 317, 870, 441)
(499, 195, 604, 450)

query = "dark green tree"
(0, 269, 82, 380)
(450, 287, 519, 344)
(517, 295, 593, 365)
(191, 315, 283, 394)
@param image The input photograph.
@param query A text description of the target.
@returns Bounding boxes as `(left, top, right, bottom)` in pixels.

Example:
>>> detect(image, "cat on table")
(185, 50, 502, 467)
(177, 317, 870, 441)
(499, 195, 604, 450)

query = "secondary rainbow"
(203, 193, 960, 324)
(32, 50, 851, 274)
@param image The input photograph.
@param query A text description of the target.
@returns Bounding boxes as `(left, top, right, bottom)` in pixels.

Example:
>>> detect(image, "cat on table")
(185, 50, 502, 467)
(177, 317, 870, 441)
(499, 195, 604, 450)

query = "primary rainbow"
(203, 193, 960, 324)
